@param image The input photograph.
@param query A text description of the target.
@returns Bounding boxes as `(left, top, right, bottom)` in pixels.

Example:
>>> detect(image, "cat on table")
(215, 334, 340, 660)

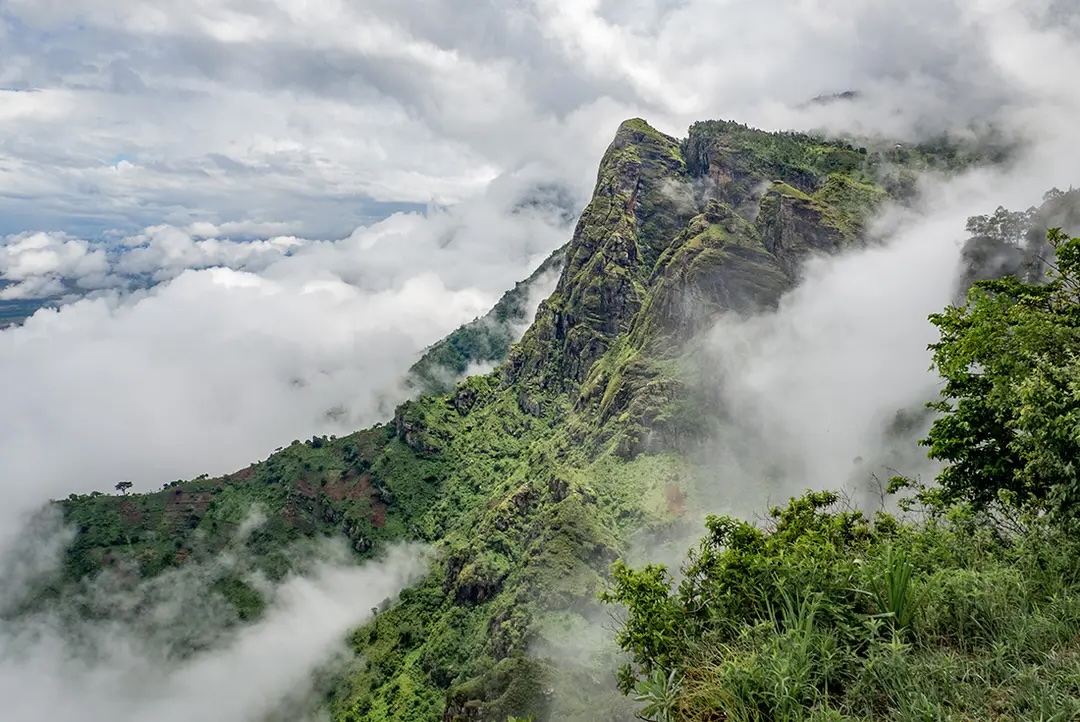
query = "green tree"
(964, 204, 1037, 245)
(923, 228, 1080, 511)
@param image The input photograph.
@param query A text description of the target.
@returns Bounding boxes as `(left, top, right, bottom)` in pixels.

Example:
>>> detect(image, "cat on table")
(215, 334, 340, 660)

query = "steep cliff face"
(505, 119, 693, 389)
(45, 117, 989, 722)
(546, 119, 907, 460)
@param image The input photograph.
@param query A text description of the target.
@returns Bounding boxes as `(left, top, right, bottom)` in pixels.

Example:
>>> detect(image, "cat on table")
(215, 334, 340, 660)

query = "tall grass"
(614, 495, 1080, 721)
(870, 546, 916, 632)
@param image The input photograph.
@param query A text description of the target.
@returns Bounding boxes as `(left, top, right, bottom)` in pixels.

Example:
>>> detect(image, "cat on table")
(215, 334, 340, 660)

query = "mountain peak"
(506, 118, 692, 389)
(612, 116, 667, 139)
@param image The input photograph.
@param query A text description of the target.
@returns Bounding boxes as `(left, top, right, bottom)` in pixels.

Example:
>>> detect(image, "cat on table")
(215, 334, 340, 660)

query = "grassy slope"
(608, 492, 1080, 721)
(49, 117, 996, 721)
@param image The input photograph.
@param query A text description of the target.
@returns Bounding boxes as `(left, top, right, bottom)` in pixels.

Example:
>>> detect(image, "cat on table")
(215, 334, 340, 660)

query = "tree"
(964, 204, 1037, 246)
(115, 480, 133, 495)
(923, 228, 1080, 512)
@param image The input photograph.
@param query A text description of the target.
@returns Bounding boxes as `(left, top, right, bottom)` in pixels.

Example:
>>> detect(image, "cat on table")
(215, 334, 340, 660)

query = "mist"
(692, 154, 1080, 523)
(0, 508, 430, 722)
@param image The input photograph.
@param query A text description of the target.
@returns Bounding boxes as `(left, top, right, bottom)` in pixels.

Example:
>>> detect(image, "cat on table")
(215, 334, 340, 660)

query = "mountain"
(406, 247, 565, 396)
(33, 117, 1019, 721)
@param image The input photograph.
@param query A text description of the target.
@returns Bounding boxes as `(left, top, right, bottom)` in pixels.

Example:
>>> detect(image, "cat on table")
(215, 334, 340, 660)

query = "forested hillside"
(36, 116, 1079, 721)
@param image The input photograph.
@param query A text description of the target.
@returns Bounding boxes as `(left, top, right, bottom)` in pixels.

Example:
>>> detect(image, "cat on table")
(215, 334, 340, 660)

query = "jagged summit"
(505, 116, 903, 437)
(506, 118, 689, 388)
(407, 117, 1002, 399)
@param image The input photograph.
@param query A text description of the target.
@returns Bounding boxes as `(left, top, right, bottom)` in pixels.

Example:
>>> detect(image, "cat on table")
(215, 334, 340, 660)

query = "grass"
(608, 492, 1080, 721)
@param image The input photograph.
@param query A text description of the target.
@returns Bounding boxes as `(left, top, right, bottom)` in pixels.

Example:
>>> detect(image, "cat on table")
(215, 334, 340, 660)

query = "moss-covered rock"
(506, 119, 693, 390)
(757, 181, 856, 276)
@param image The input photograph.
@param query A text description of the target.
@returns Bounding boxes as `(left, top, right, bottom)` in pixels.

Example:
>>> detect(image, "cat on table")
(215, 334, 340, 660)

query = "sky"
(3, 0, 1080, 720)
(1, 0, 1074, 240)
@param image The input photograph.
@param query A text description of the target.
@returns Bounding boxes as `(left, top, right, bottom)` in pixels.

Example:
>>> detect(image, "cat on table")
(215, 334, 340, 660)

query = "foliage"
(923, 228, 1080, 512)
(965, 204, 1038, 245)
(634, 668, 684, 722)
(869, 546, 917, 632)
(604, 492, 1080, 721)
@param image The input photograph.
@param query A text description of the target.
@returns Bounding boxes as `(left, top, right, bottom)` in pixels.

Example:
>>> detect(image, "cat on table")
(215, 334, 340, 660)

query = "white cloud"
(0, 180, 571, 525)
(1, 0, 1075, 237)
(0, 232, 108, 281)
(0, 536, 430, 722)
(0, 267, 476, 512)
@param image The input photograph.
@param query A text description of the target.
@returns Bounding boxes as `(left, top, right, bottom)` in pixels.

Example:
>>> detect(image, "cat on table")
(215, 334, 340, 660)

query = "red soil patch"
(120, 500, 143, 525)
(294, 478, 317, 499)
(282, 503, 299, 525)
(665, 484, 686, 517)
(370, 501, 388, 528)
(323, 474, 373, 502)
(225, 466, 255, 482)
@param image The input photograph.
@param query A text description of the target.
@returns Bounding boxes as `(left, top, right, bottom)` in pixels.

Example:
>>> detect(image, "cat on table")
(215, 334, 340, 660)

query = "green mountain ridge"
(29, 116, 1041, 721)
(406, 246, 566, 396)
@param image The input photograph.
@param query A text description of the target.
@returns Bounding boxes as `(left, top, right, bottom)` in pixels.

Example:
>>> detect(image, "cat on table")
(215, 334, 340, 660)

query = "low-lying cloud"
(0, 526, 430, 722)
(695, 168, 1080, 522)
(0, 186, 572, 529)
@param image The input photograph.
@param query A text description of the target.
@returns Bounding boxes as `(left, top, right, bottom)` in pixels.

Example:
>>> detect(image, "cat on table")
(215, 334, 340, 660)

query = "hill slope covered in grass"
(37, 116, 1066, 721)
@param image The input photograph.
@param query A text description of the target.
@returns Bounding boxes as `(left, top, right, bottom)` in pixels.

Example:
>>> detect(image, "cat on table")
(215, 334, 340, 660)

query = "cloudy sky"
(2, 0, 1074, 239)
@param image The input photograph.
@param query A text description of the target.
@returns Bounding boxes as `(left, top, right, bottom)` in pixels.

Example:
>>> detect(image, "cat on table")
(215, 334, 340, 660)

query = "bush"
(603, 491, 1080, 721)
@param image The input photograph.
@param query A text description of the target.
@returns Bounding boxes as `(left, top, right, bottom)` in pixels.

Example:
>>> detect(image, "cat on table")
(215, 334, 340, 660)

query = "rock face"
(506, 118, 904, 460)
(758, 183, 852, 275)
(509, 119, 889, 397)
(506, 120, 693, 388)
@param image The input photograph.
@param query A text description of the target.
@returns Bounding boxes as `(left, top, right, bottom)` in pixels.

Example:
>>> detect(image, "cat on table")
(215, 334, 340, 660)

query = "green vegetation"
(408, 247, 566, 395)
(604, 228, 1080, 721)
(53, 424, 411, 595)
(924, 227, 1080, 512)
(44, 117, 1032, 721)
(605, 490, 1080, 721)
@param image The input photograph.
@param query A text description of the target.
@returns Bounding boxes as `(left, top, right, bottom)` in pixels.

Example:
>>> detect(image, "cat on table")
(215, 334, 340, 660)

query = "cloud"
(0, 527, 430, 722)
(0, 232, 111, 297)
(2, 0, 1072, 238)
(691, 135, 1080, 520)
(0, 179, 571, 531)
